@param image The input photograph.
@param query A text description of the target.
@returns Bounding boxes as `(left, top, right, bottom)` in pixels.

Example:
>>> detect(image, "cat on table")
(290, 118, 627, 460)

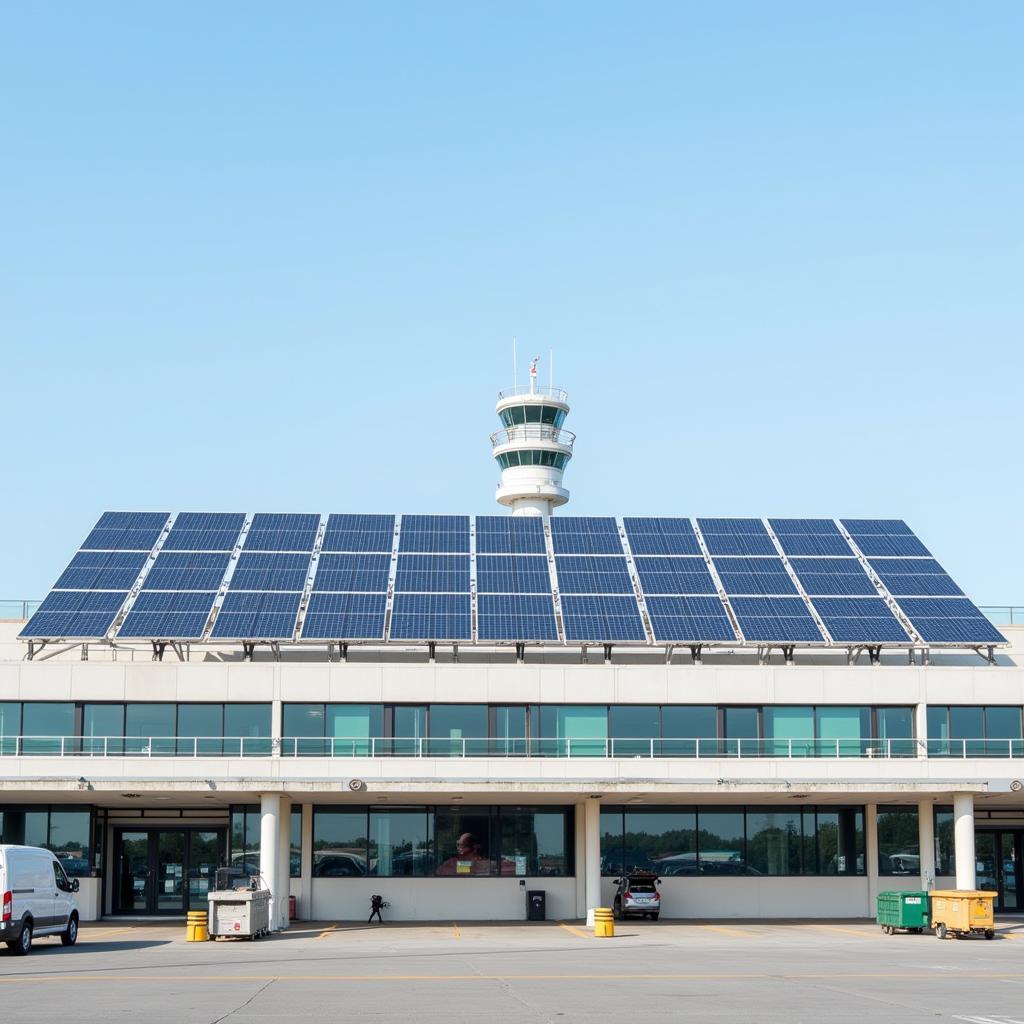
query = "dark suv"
(612, 870, 661, 920)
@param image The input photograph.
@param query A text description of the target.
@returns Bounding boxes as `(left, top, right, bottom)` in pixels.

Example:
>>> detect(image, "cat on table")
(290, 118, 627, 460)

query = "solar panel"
(788, 557, 877, 596)
(712, 557, 798, 596)
(228, 552, 312, 592)
(321, 514, 395, 553)
(300, 592, 388, 640)
(554, 555, 634, 594)
(768, 519, 854, 557)
(21, 590, 128, 638)
(161, 512, 245, 552)
(475, 516, 547, 554)
(398, 515, 470, 553)
(560, 595, 647, 642)
(312, 553, 391, 593)
(244, 513, 320, 552)
(623, 518, 701, 555)
(81, 511, 169, 551)
(697, 518, 777, 556)
(476, 555, 552, 595)
(645, 595, 737, 642)
(389, 593, 472, 640)
(117, 591, 217, 638)
(477, 594, 559, 641)
(842, 520, 931, 557)
(811, 597, 912, 643)
(549, 517, 623, 555)
(897, 598, 1006, 644)
(394, 554, 470, 593)
(210, 591, 302, 639)
(633, 556, 717, 595)
(142, 552, 231, 591)
(867, 558, 965, 597)
(54, 551, 149, 591)
(730, 597, 825, 643)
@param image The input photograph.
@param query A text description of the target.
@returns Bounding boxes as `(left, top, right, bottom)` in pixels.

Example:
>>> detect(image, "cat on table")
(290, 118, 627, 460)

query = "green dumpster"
(876, 891, 929, 934)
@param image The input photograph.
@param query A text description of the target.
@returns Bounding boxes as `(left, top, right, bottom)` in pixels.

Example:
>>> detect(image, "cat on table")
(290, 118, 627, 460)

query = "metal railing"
(0, 600, 40, 620)
(979, 606, 1024, 625)
(0, 736, 272, 757)
(497, 385, 568, 402)
(490, 425, 576, 450)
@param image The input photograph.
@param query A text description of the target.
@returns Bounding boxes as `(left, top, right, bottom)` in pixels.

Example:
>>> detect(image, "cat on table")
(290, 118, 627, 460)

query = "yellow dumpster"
(594, 907, 614, 938)
(186, 909, 209, 942)
(929, 890, 996, 940)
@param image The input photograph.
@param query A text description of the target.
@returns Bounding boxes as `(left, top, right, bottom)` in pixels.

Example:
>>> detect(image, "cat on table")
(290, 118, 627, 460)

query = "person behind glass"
(436, 832, 490, 876)
(368, 893, 385, 923)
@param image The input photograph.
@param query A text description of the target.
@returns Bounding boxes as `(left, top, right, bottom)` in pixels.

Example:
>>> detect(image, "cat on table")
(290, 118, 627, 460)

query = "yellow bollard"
(593, 907, 614, 938)
(186, 910, 209, 942)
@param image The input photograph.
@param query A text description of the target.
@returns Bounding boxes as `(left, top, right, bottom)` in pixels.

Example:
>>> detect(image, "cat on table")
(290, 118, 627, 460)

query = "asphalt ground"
(1, 918, 1023, 1023)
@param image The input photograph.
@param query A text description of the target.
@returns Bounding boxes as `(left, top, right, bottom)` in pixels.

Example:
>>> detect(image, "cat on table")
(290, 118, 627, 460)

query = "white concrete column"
(271, 698, 283, 759)
(300, 802, 313, 921)
(574, 803, 585, 919)
(918, 799, 936, 890)
(584, 797, 601, 926)
(260, 793, 282, 931)
(277, 798, 292, 929)
(953, 793, 976, 890)
(865, 803, 879, 910)
(914, 703, 929, 760)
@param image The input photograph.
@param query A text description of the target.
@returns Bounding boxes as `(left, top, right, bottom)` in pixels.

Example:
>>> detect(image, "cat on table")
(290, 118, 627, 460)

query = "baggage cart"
(929, 889, 996, 940)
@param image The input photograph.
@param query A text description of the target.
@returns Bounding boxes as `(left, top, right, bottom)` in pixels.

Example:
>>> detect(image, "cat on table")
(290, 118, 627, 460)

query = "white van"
(0, 845, 80, 955)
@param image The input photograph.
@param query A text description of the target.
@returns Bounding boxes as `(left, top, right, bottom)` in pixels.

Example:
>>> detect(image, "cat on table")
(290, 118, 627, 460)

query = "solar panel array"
(21, 513, 1006, 649)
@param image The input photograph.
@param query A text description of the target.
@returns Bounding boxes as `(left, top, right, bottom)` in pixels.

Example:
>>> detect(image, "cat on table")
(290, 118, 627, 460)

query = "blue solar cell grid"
(713, 557, 798, 596)
(312, 553, 391, 593)
(697, 519, 777, 556)
(476, 555, 552, 595)
(54, 551, 148, 591)
(321, 514, 395, 553)
(554, 555, 634, 594)
(210, 592, 302, 639)
(730, 597, 825, 643)
(300, 592, 388, 640)
(788, 558, 877, 596)
(867, 558, 964, 597)
(162, 512, 245, 552)
(477, 594, 559, 641)
(244, 513, 320, 552)
(898, 598, 1006, 644)
(394, 554, 470, 593)
(842, 520, 931, 557)
(475, 516, 546, 554)
(623, 518, 701, 555)
(645, 596, 737, 642)
(389, 593, 472, 640)
(633, 556, 717, 595)
(143, 552, 231, 591)
(229, 553, 312, 592)
(811, 597, 911, 643)
(549, 517, 623, 555)
(21, 590, 129, 638)
(768, 519, 854, 557)
(81, 511, 169, 551)
(118, 592, 217, 638)
(560, 595, 647, 642)
(398, 515, 470, 553)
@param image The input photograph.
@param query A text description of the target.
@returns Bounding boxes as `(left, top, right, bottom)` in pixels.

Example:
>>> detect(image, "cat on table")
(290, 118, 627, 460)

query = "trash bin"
(876, 891, 929, 934)
(526, 890, 546, 921)
(929, 890, 996, 940)
(288, 894, 297, 921)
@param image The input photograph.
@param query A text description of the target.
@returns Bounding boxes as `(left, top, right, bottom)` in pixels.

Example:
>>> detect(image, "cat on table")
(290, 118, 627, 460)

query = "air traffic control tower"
(491, 357, 574, 516)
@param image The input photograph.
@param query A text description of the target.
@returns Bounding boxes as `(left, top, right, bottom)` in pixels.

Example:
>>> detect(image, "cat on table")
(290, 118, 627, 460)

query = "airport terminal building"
(1, 377, 1021, 926)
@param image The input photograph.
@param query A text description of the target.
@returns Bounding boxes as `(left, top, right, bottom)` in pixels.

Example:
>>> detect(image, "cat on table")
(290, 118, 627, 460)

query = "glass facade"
(877, 807, 920, 875)
(496, 450, 570, 470)
(0, 806, 93, 877)
(498, 404, 567, 428)
(928, 706, 1024, 757)
(230, 805, 302, 878)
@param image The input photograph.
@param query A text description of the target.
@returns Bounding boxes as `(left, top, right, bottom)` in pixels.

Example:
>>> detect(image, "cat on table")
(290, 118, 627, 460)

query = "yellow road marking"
(81, 927, 137, 940)
(699, 924, 760, 939)
(556, 920, 592, 940)
(452, 922, 461, 939)
(808, 924, 875, 939)
(317, 924, 338, 940)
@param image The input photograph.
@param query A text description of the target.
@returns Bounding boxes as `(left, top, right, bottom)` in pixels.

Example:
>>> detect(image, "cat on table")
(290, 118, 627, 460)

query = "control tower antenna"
(491, 353, 574, 517)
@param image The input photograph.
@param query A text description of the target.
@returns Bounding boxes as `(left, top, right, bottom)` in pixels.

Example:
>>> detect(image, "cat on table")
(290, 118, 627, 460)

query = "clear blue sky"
(3, 2, 1021, 602)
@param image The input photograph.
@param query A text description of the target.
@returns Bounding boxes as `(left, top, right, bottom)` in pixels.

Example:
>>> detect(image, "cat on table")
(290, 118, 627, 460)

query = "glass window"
(538, 706, 608, 757)
(876, 707, 915, 757)
(290, 808, 302, 878)
(934, 806, 955, 877)
(312, 809, 369, 877)
(697, 810, 746, 874)
(326, 704, 383, 757)
(507, 405, 525, 425)
(429, 705, 488, 757)
(125, 703, 176, 756)
(284, 703, 326, 756)
(224, 704, 272, 756)
(623, 810, 696, 875)
(82, 704, 125, 755)
(764, 707, 814, 757)
(22, 703, 75, 756)
(661, 706, 716, 757)
(540, 405, 558, 425)
(369, 809, 431, 876)
(609, 706, 660, 757)
(392, 706, 427, 756)
(434, 810, 494, 876)
(0, 809, 48, 847)
(927, 706, 950, 756)
(524, 405, 541, 423)
(984, 707, 1022, 757)
(949, 706, 985, 757)
(747, 809, 802, 875)
(499, 808, 570, 876)
(601, 809, 625, 876)
(816, 707, 870, 757)
(494, 706, 528, 756)
(177, 704, 222, 756)
(878, 807, 919, 876)
(816, 808, 864, 875)
(0, 703, 22, 755)
(229, 805, 262, 877)
(47, 810, 92, 878)
(723, 708, 758, 757)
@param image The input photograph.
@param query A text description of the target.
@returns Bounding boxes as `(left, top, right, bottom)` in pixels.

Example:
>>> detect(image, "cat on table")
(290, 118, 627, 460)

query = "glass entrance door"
(117, 831, 151, 913)
(114, 828, 226, 914)
(975, 831, 1021, 912)
(188, 832, 221, 910)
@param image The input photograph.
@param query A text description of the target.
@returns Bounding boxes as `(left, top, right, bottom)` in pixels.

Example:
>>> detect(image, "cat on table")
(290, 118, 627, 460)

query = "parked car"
(0, 845, 80, 955)
(612, 870, 661, 920)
